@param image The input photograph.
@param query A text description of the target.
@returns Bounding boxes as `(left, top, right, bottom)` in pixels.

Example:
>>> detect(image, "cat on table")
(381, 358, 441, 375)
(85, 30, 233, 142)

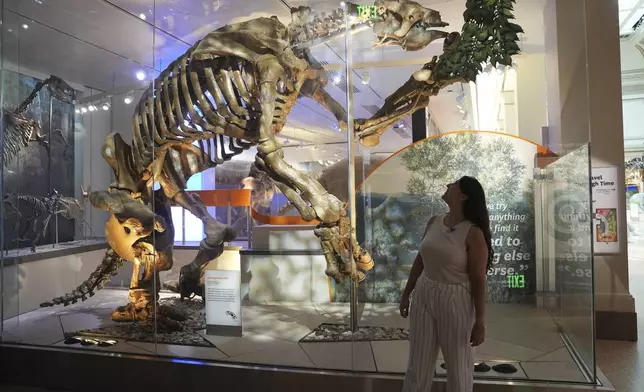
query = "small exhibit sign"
(591, 166, 620, 255)
(205, 247, 243, 337)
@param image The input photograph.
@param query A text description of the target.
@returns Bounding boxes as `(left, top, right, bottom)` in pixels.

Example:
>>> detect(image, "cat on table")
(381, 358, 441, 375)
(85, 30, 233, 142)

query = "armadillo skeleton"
(40, 0, 524, 326)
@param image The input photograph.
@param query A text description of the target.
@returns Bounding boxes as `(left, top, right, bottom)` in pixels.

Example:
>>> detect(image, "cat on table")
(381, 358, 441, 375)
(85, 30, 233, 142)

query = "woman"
(400, 176, 493, 392)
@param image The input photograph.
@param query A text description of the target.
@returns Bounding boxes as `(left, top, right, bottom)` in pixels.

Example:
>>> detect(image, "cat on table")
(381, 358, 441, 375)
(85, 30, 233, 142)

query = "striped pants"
(402, 275, 475, 392)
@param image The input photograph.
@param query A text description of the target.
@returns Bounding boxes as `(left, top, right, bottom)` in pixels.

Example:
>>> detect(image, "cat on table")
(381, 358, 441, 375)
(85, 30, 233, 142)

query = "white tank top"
(419, 214, 474, 284)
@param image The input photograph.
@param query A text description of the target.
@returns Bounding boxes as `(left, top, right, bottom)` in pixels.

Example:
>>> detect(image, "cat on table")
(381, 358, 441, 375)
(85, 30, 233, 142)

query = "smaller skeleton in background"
(3, 187, 94, 252)
(2, 75, 75, 167)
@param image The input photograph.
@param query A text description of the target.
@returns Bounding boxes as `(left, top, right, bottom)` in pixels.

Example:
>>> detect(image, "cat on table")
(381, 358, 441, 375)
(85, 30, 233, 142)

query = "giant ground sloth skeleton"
(42, 0, 523, 327)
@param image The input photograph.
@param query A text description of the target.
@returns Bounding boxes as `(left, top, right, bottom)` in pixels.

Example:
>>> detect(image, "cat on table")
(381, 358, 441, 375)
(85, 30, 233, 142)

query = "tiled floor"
(1, 288, 587, 383)
(595, 237, 644, 392)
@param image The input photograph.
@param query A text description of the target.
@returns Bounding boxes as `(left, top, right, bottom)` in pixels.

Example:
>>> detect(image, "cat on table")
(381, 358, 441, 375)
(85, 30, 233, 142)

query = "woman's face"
(442, 180, 467, 206)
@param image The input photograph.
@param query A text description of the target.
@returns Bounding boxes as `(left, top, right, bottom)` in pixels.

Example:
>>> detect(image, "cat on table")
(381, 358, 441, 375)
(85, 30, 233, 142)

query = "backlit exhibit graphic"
(330, 131, 543, 304)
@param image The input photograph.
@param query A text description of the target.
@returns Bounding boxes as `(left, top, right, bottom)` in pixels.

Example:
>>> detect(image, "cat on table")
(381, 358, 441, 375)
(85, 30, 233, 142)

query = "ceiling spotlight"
(75, 108, 81, 114)
(139, 13, 147, 20)
(333, 75, 341, 84)
(88, 104, 97, 112)
(22, 24, 28, 29)
(136, 70, 146, 81)
(340, 1, 346, 6)
(80, 107, 88, 113)
(124, 91, 134, 104)
(101, 102, 111, 111)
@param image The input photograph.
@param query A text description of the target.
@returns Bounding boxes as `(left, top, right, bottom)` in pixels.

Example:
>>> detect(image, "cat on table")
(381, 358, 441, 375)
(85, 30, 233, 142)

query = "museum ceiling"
(2, 0, 545, 161)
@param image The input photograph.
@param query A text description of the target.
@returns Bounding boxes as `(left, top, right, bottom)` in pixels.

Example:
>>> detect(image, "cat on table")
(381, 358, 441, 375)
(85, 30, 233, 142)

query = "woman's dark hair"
(458, 176, 494, 270)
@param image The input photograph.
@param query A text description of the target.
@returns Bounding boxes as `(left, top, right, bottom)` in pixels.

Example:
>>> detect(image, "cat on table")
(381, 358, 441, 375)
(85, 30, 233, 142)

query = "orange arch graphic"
(353, 130, 556, 195)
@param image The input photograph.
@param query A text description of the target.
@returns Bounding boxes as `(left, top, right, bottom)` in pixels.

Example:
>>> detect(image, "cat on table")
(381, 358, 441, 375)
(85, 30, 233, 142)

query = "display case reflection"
(1, 72, 95, 254)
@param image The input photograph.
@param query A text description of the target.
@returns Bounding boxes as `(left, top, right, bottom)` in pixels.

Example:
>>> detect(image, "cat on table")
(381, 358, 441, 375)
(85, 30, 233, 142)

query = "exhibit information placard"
(205, 269, 242, 336)
(591, 166, 620, 254)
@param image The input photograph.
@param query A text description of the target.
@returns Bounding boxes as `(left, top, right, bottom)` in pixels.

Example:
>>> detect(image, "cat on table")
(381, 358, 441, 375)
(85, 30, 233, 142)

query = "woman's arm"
(466, 227, 488, 324)
(402, 253, 425, 299)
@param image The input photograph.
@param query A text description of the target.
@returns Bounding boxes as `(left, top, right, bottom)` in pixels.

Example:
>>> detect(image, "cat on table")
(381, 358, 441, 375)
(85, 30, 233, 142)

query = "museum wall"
(515, 54, 548, 145)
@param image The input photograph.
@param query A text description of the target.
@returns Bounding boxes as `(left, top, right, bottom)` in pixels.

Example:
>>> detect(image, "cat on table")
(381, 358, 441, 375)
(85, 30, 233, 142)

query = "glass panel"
(542, 144, 595, 379)
(0, 0, 156, 351)
(142, 0, 356, 369)
(0, 0, 596, 383)
(344, 0, 595, 384)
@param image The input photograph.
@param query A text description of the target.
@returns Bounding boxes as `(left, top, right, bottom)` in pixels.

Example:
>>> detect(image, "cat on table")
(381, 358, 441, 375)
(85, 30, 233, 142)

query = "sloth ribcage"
(128, 45, 297, 190)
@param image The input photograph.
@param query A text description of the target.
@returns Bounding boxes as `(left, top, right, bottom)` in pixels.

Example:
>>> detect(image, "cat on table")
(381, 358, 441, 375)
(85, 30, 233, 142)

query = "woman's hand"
(470, 320, 485, 347)
(399, 294, 410, 318)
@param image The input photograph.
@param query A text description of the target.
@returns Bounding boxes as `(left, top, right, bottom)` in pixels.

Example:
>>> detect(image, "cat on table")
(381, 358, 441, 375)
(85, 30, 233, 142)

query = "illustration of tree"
(333, 132, 538, 304)
(400, 133, 525, 233)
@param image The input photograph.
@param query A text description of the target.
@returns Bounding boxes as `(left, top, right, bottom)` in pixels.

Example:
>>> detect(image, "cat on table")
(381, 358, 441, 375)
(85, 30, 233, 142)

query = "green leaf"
(499, 55, 512, 66)
(465, 23, 478, 35)
(505, 41, 521, 52)
(504, 32, 519, 41)
(508, 23, 525, 33)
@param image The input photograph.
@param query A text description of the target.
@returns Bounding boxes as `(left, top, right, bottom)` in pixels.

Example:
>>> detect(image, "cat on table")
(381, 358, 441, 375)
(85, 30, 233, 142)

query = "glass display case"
(0, 0, 599, 388)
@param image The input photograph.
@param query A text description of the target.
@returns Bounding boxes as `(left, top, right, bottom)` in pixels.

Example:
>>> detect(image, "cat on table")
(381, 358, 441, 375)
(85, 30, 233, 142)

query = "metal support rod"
(247, 206, 252, 249)
(345, 11, 359, 333)
(48, 97, 54, 249)
(182, 207, 186, 245)
(227, 201, 232, 229)
(55, 201, 59, 247)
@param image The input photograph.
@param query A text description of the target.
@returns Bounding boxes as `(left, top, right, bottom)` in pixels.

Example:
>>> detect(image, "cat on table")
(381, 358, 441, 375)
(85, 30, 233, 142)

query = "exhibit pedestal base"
(241, 250, 329, 303)
(206, 325, 242, 337)
(251, 225, 320, 251)
(596, 310, 638, 341)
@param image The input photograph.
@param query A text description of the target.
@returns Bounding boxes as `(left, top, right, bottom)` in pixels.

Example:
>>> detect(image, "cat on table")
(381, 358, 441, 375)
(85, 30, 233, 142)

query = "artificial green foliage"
(433, 0, 524, 83)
